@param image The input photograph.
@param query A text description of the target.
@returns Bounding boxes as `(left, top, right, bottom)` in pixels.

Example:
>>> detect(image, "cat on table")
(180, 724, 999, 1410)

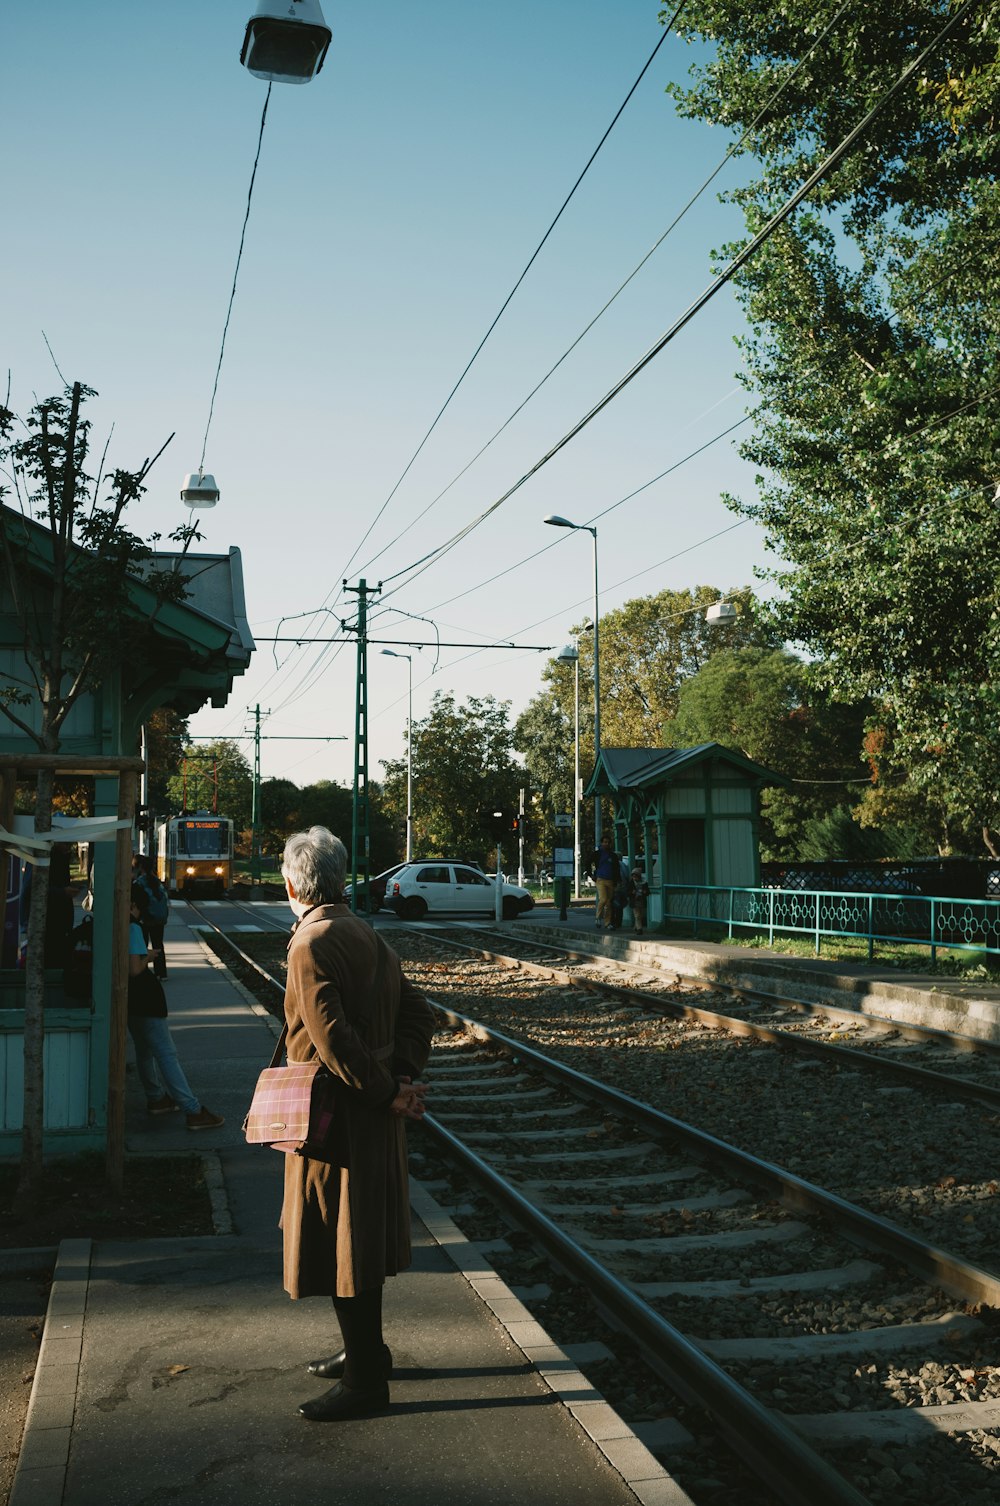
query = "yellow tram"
(155, 813, 234, 897)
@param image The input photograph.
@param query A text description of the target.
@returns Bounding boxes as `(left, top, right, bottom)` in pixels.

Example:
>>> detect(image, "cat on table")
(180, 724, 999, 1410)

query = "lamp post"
(556, 641, 581, 898)
(381, 649, 413, 861)
(545, 515, 601, 846)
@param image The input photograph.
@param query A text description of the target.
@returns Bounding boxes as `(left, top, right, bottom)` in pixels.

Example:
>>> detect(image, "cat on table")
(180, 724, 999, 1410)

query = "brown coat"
(280, 905, 434, 1299)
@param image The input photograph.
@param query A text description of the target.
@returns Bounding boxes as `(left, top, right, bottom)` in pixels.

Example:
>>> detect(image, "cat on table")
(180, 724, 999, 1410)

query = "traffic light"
(135, 805, 151, 835)
(511, 814, 521, 834)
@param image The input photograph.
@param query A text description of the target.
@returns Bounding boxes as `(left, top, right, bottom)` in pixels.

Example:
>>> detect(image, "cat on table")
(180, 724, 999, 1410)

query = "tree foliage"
(662, 0, 1000, 851)
(671, 647, 872, 858)
(381, 691, 521, 865)
(166, 739, 253, 835)
(514, 586, 778, 828)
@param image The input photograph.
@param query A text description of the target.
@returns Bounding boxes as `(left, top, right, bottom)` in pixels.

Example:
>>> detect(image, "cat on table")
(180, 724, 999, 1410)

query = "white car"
(386, 862, 535, 921)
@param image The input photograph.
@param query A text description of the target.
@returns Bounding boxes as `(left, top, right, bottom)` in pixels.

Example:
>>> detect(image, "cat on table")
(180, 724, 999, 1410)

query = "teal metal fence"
(661, 883, 1000, 962)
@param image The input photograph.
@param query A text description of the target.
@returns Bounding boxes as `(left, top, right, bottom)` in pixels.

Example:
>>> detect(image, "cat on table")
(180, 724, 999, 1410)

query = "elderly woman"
(280, 827, 434, 1423)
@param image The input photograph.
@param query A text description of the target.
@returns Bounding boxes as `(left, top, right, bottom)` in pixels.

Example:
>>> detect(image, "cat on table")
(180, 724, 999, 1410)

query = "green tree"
(381, 691, 521, 864)
(0, 381, 189, 1197)
(672, 647, 872, 858)
(297, 779, 354, 841)
(661, 1, 1000, 850)
(166, 739, 253, 837)
(515, 587, 777, 833)
(144, 707, 189, 817)
(513, 693, 574, 819)
(257, 776, 302, 860)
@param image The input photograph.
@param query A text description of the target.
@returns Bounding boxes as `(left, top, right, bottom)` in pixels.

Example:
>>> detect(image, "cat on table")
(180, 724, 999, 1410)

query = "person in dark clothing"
(127, 884, 223, 1130)
(21, 843, 77, 967)
(628, 866, 650, 935)
(132, 854, 170, 978)
(587, 834, 622, 928)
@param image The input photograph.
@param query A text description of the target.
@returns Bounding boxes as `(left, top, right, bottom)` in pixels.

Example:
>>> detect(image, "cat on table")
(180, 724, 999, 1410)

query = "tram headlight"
(185, 866, 196, 876)
(214, 866, 224, 875)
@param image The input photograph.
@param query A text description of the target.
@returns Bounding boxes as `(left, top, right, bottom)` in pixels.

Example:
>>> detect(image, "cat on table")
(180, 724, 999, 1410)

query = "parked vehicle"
(342, 863, 407, 911)
(386, 862, 535, 921)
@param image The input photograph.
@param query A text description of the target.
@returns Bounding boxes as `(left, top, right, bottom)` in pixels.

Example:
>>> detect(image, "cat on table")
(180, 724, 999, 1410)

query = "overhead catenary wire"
(209, 1, 985, 752)
(228, 0, 864, 719)
(263, 398, 752, 718)
(198, 83, 273, 476)
(374, 0, 980, 603)
(329, 9, 686, 592)
(261, 14, 688, 718)
(354, 0, 859, 578)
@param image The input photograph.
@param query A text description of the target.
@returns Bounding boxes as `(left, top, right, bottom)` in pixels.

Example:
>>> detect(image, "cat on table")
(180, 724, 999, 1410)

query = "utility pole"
(517, 785, 526, 887)
(344, 578, 381, 917)
(249, 705, 270, 883)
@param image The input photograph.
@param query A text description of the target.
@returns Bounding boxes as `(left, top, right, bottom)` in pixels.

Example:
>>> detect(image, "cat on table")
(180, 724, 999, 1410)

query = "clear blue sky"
(3, 2, 774, 790)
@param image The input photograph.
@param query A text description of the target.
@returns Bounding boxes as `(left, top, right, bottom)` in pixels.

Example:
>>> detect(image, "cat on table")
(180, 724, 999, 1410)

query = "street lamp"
(381, 649, 413, 861)
(544, 515, 601, 845)
(556, 641, 581, 898)
(240, 0, 332, 84)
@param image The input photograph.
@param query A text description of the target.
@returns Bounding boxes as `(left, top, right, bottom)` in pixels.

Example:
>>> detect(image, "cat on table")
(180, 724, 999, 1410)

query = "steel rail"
(422, 1112, 873, 1506)
(185, 901, 287, 1000)
(495, 923, 1000, 1057)
(412, 929, 1000, 1109)
(188, 911, 1000, 1301)
(429, 999, 1000, 1311)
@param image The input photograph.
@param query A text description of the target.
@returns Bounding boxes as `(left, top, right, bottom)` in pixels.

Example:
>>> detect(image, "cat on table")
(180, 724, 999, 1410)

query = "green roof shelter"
(583, 744, 786, 928)
(0, 509, 254, 1158)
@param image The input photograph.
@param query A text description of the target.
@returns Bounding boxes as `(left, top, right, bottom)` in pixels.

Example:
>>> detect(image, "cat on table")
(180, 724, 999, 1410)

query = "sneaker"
(186, 1106, 225, 1131)
(148, 1095, 179, 1115)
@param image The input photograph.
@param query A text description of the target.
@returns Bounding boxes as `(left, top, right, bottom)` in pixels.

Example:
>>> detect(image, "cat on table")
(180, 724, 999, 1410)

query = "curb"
(8, 1237, 91, 1506)
(409, 1179, 696, 1506)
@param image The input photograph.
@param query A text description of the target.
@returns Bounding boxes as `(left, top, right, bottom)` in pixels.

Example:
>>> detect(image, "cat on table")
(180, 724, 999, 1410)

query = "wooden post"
(106, 770, 138, 1191)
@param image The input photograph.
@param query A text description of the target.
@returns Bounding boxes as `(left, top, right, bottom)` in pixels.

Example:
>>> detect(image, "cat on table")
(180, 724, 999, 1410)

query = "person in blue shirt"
(132, 854, 170, 978)
(587, 834, 622, 928)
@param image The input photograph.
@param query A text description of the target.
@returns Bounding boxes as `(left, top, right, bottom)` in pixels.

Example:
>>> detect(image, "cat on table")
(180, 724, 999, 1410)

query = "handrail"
(659, 881, 1000, 960)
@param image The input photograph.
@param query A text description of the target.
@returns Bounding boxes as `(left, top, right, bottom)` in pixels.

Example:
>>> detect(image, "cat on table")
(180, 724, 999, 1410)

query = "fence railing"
(660, 883, 1000, 962)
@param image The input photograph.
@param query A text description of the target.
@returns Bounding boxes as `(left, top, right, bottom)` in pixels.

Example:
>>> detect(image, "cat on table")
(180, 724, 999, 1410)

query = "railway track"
(190, 905, 1000, 1506)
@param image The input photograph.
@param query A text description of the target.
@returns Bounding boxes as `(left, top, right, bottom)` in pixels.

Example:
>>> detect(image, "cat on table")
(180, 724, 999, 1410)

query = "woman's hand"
(391, 1076, 427, 1120)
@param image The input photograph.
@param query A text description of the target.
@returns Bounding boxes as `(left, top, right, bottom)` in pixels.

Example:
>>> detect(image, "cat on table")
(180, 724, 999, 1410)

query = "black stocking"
(332, 1286, 385, 1390)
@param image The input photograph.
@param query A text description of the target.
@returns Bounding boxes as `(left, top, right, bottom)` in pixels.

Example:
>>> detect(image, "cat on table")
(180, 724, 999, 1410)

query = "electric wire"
(233, 0, 864, 716)
(328, 10, 685, 594)
(209, 1, 984, 744)
(373, 0, 980, 604)
(261, 15, 687, 716)
(354, 0, 858, 578)
(198, 83, 272, 475)
(266, 397, 750, 717)
(389, 376, 1000, 695)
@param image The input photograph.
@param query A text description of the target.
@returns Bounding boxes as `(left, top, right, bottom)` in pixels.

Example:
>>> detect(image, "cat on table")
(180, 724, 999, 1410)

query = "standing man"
(588, 833, 622, 929)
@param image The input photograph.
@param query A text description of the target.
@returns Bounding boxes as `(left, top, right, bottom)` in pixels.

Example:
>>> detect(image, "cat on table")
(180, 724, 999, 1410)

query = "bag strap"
(267, 1023, 288, 1071)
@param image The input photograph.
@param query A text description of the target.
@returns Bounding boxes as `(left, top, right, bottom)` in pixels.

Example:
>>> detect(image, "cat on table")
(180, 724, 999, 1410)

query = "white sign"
(553, 813, 572, 828)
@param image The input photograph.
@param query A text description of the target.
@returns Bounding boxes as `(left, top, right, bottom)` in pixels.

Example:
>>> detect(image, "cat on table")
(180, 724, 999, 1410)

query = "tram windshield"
(178, 820, 226, 857)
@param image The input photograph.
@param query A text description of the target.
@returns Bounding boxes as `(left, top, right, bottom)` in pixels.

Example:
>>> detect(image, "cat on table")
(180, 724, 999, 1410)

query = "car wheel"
(519, 895, 535, 913)
(501, 896, 519, 920)
(400, 896, 428, 921)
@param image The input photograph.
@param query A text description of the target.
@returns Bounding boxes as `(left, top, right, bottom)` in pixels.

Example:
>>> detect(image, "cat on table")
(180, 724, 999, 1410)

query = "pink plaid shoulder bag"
(243, 1025, 340, 1159)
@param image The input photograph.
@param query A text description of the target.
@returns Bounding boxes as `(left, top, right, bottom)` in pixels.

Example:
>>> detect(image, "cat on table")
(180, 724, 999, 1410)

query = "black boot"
(299, 1287, 388, 1418)
(307, 1342, 392, 1380)
(298, 1380, 390, 1422)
